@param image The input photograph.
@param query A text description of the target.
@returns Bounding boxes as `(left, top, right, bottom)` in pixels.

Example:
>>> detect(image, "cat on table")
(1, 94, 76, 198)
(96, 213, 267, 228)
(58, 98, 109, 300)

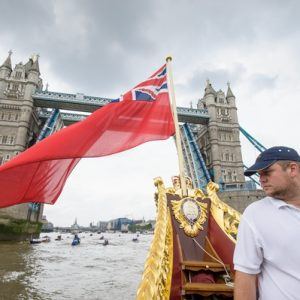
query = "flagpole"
(166, 56, 187, 196)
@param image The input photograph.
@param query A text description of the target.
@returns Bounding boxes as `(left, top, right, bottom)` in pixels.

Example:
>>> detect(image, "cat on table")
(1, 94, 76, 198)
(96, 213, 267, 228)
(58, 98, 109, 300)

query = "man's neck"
(285, 199, 300, 208)
(282, 188, 300, 208)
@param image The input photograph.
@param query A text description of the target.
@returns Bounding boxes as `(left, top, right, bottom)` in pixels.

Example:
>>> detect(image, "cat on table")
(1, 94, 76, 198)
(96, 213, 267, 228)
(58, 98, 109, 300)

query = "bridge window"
(12, 83, 19, 91)
(15, 114, 19, 121)
(2, 136, 8, 144)
(227, 170, 232, 181)
(233, 171, 237, 181)
(9, 136, 15, 145)
(225, 153, 229, 161)
(15, 71, 22, 79)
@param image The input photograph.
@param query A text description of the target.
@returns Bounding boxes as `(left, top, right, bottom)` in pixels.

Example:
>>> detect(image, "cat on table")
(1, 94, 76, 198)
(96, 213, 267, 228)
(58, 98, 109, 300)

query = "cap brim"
(244, 160, 276, 176)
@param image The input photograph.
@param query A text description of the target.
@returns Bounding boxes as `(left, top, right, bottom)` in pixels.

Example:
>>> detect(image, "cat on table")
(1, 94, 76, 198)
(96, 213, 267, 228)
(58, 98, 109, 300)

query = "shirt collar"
(269, 197, 300, 210)
(269, 197, 290, 209)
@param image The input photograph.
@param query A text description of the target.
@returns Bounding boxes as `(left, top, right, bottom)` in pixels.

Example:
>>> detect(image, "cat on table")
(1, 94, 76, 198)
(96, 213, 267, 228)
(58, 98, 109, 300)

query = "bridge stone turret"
(196, 80, 245, 190)
(0, 53, 44, 240)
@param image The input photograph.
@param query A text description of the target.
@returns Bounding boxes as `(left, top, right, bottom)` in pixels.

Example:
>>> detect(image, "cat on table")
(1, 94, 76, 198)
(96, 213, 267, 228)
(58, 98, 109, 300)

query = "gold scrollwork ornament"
(171, 198, 207, 237)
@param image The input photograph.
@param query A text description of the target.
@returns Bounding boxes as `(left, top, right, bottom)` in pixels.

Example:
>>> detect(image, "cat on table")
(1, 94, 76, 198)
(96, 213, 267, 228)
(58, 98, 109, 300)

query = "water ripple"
(0, 232, 151, 299)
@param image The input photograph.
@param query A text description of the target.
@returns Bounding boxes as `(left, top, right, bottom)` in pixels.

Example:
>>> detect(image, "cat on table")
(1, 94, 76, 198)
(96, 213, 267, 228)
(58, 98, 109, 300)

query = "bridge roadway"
(33, 90, 209, 125)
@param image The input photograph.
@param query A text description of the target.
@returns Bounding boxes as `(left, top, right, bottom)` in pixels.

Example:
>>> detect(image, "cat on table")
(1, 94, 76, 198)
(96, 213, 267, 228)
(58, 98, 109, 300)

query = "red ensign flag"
(0, 64, 174, 208)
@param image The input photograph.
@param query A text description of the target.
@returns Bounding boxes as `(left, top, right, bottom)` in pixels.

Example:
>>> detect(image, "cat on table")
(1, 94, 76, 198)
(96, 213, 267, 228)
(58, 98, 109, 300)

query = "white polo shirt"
(234, 196, 300, 300)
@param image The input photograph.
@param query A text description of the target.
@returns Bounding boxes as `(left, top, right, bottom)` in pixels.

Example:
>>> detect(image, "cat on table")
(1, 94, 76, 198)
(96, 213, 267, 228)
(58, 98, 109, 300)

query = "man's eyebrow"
(259, 168, 273, 174)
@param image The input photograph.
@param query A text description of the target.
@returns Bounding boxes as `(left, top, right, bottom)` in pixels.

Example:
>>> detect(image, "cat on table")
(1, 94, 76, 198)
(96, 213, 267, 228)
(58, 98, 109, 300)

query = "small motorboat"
(55, 235, 62, 241)
(103, 239, 109, 246)
(72, 234, 80, 246)
(72, 239, 80, 246)
(30, 236, 51, 244)
(132, 237, 139, 242)
(99, 236, 104, 240)
(30, 239, 42, 244)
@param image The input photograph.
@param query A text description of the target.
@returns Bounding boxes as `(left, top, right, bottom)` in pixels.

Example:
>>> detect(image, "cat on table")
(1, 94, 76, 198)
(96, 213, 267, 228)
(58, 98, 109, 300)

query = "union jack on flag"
(121, 64, 168, 102)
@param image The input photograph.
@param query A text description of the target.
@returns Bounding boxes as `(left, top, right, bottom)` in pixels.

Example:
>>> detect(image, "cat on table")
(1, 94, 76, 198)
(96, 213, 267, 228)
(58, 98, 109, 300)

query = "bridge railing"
(33, 90, 112, 106)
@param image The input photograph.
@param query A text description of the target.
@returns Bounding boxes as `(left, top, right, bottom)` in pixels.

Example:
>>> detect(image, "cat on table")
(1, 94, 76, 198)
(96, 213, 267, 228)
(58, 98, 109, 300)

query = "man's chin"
(266, 190, 284, 199)
(263, 188, 276, 197)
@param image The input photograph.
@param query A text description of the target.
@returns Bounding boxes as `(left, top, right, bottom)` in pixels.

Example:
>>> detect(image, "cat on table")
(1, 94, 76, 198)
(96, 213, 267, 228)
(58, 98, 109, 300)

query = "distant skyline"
(1, 0, 299, 226)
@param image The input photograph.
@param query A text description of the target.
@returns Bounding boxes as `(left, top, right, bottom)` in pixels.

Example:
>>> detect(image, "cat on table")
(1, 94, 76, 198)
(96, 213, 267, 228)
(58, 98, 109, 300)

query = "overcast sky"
(1, 0, 299, 226)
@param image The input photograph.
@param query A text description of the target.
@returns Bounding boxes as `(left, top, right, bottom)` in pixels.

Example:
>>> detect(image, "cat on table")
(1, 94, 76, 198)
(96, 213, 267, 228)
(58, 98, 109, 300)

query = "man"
(234, 146, 300, 300)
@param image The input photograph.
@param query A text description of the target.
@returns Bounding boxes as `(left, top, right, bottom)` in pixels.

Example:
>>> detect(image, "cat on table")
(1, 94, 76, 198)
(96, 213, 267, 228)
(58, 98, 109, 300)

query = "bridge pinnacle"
(204, 79, 216, 96)
(226, 82, 235, 98)
(1, 50, 12, 70)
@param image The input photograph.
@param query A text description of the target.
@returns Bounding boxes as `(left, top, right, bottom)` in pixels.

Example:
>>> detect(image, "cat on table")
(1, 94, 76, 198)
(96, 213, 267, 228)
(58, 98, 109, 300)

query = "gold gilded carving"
(207, 181, 241, 243)
(224, 213, 239, 238)
(171, 175, 193, 190)
(171, 197, 208, 237)
(136, 178, 173, 300)
(194, 188, 206, 199)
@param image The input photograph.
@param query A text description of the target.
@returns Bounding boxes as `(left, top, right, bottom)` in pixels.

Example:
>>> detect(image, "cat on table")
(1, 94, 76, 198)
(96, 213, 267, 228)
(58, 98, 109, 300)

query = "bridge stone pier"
(0, 53, 264, 239)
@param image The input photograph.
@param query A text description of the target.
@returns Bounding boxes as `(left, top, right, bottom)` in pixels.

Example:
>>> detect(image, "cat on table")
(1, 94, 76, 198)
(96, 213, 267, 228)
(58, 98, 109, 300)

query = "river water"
(0, 232, 152, 300)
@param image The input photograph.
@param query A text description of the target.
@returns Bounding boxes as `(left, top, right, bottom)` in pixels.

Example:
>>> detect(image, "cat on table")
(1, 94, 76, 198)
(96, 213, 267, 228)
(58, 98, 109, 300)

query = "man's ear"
(289, 162, 299, 177)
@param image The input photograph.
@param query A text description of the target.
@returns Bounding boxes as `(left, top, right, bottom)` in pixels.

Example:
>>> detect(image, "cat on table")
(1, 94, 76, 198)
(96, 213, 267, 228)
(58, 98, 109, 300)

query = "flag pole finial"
(166, 56, 172, 62)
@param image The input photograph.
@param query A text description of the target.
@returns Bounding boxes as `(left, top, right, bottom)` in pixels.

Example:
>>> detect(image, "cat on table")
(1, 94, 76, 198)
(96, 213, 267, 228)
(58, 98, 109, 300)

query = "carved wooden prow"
(167, 176, 234, 299)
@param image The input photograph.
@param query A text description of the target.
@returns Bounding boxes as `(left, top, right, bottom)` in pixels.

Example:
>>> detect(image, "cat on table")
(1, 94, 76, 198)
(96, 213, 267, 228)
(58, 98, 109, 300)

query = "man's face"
(258, 162, 292, 199)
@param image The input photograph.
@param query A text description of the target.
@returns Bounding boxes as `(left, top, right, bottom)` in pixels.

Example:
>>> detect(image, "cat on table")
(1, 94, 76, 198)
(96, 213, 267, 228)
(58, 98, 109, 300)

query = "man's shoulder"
(243, 197, 274, 217)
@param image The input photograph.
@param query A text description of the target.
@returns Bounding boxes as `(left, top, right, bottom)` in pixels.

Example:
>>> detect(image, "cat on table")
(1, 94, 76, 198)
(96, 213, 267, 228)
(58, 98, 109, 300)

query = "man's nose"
(259, 174, 267, 183)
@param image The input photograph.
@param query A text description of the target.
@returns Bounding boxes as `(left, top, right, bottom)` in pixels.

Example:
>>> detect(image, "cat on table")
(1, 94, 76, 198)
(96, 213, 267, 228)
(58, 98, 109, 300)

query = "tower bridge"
(0, 52, 265, 240)
(33, 90, 210, 125)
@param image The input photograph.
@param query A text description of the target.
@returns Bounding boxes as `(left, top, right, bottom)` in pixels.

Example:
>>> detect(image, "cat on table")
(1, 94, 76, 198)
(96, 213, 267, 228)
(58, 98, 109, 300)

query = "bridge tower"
(0, 52, 44, 240)
(0, 52, 43, 163)
(196, 80, 245, 189)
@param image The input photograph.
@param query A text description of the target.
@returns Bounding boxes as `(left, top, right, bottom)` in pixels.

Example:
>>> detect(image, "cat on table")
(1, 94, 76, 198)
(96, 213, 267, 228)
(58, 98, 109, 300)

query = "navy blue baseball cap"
(244, 146, 300, 176)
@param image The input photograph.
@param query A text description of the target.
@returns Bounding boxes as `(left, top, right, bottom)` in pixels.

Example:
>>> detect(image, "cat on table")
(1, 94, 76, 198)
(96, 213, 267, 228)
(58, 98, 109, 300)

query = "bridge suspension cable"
(180, 123, 211, 189)
(239, 126, 266, 153)
(239, 126, 267, 187)
(37, 108, 61, 141)
(29, 108, 63, 222)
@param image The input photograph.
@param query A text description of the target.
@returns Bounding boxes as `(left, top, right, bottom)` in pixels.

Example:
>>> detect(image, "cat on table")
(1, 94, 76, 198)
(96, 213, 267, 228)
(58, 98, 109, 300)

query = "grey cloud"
(249, 73, 278, 92)
(176, 64, 247, 106)
(1, 0, 299, 98)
